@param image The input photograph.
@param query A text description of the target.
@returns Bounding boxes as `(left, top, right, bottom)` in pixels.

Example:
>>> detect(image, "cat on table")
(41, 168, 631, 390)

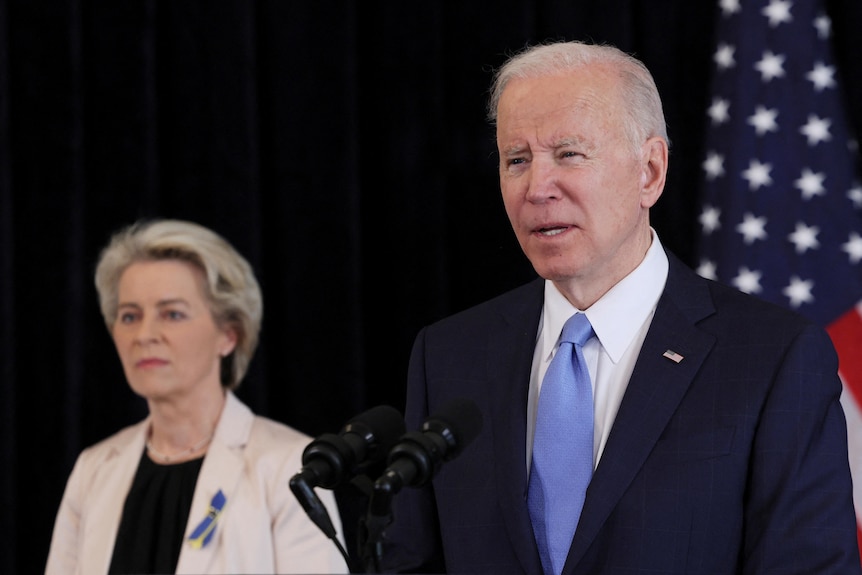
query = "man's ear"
(640, 136, 669, 209)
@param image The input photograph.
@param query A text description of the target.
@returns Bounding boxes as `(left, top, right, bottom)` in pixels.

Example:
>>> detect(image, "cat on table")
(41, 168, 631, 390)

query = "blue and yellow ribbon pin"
(187, 489, 226, 549)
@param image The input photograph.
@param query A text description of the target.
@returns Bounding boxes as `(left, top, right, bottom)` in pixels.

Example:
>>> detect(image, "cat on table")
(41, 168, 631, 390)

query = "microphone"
(374, 397, 483, 498)
(360, 398, 483, 572)
(289, 404, 405, 571)
(292, 404, 406, 490)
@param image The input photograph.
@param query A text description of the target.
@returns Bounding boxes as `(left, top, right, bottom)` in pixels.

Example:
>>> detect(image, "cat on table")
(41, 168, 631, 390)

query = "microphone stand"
(289, 472, 359, 573)
(358, 467, 406, 573)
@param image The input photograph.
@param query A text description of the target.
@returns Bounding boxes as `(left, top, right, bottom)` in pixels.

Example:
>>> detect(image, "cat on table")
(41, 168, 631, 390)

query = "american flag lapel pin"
(663, 349, 684, 364)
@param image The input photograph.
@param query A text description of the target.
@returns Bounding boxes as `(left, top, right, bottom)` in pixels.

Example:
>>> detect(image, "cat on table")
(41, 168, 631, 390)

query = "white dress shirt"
(527, 229, 669, 472)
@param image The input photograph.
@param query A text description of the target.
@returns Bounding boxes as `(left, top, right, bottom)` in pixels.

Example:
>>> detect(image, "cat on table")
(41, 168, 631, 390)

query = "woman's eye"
(118, 312, 138, 324)
(164, 310, 187, 320)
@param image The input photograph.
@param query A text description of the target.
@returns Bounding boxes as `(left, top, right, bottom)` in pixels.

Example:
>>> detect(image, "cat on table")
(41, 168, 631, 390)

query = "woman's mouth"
(136, 358, 168, 368)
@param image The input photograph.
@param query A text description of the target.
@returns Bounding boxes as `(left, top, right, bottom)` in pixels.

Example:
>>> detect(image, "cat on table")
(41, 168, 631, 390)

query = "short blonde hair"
(94, 219, 263, 390)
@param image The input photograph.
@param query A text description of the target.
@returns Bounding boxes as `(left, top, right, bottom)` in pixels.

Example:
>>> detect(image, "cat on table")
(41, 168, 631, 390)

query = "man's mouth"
(537, 226, 569, 236)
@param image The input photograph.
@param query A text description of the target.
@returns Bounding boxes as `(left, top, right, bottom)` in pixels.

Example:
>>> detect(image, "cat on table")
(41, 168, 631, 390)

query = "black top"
(108, 450, 204, 575)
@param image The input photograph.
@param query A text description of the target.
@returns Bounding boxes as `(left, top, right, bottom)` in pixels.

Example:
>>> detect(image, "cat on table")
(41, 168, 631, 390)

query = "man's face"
(496, 65, 663, 305)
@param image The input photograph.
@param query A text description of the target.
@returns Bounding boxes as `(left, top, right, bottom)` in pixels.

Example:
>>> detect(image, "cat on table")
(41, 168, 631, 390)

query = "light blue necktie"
(528, 312, 594, 575)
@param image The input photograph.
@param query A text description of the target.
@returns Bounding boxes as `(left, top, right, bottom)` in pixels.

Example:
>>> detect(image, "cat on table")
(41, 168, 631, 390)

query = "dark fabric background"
(2, 1, 861, 572)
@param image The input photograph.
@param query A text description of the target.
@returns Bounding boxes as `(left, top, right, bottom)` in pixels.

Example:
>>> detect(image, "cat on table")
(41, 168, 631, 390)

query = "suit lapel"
(176, 392, 251, 574)
(83, 421, 149, 574)
(565, 255, 718, 571)
(487, 279, 546, 575)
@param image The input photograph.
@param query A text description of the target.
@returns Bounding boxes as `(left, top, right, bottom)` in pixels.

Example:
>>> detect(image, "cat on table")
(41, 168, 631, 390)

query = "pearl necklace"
(146, 433, 214, 463)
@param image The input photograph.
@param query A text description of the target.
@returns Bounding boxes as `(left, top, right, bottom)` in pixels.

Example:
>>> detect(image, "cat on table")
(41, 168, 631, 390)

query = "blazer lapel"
(176, 392, 251, 575)
(565, 255, 718, 571)
(82, 421, 149, 574)
(487, 278, 546, 575)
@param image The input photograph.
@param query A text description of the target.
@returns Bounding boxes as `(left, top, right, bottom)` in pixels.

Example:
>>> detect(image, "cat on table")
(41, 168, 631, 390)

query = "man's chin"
(528, 257, 582, 282)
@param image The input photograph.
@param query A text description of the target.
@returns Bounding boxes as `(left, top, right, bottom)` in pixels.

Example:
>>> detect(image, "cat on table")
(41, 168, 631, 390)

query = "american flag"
(695, 0, 862, 552)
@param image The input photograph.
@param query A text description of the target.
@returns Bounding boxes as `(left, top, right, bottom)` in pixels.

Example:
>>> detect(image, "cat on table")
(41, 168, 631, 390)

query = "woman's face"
(111, 259, 236, 403)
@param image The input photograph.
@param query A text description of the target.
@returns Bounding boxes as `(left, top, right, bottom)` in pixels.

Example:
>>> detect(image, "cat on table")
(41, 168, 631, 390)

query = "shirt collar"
(541, 229, 669, 362)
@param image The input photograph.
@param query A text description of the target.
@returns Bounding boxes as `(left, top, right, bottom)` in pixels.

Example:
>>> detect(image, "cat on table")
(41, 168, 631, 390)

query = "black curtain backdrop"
(2, 1, 861, 572)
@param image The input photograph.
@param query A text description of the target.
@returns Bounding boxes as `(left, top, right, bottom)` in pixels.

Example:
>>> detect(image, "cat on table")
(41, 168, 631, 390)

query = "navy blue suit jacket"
(380, 251, 861, 574)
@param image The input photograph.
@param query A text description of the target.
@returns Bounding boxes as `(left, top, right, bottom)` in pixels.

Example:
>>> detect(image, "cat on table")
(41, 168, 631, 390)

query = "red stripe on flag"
(827, 306, 862, 407)
(827, 305, 862, 563)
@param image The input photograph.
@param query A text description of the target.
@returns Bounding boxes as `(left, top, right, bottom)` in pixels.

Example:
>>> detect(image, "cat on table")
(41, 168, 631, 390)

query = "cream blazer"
(45, 392, 348, 574)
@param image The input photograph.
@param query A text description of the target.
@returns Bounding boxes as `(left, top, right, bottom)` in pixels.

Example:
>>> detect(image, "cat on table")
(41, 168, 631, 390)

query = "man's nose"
(525, 159, 562, 203)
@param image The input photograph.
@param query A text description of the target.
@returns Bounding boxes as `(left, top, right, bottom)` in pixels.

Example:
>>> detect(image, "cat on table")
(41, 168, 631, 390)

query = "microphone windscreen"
(423, 397, 483, 455)
(342, 404, 406, 464)
(345, 405, 405, 444)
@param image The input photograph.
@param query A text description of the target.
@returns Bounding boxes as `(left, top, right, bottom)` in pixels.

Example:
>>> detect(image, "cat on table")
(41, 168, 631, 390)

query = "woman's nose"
(133, 315, 160, 343)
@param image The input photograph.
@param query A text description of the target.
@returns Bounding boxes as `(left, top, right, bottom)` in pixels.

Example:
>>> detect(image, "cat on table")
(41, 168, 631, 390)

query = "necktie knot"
(560, 312, 593, 348)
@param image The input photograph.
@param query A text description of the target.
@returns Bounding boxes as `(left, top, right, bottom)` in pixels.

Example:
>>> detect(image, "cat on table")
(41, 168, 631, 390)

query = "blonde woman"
(45, 219, 347, 574)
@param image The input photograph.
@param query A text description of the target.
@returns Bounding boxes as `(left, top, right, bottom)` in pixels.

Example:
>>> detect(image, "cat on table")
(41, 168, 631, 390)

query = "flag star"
(732, 267, 763, 294)
(707, 97, 731, 125)
(714, 43, 736, 70)
(697, 0, 862, 495)
(748, 106, 779, 135)
(787, 222, 820, 253)
(741, 159, 773, 190)
(736, 212, 768, 244)
(847, 183, 862, 208)
(699, 205, 722, 234)
(782, 276, 814, 308)
(843, 232, 862, 264)
(794, 168, 826, 200)
(697, 259, 718, 280)
(806, 62, 836, 91)
(762, 0, 793, 27)
(719, 0, 741, 16)
(799, 115, 832, 145)
(754, 51, 786, 82)
(702, 151, 725, 180)
(813, 14, 831, 39)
